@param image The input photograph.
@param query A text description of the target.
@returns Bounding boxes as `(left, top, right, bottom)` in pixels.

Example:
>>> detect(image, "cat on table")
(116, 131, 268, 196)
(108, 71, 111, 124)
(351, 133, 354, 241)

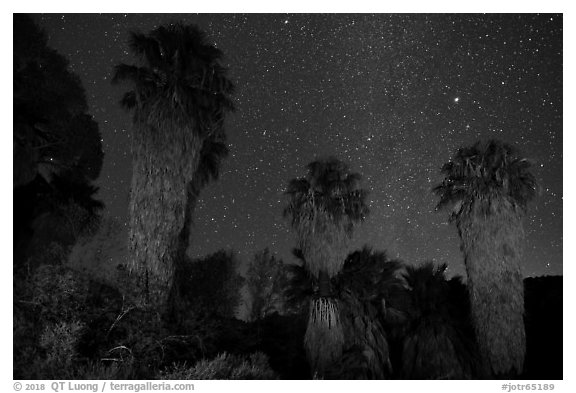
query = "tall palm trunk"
(305, 293, 344, 377)
(128, 119, 201, 309)
(301, 213, 351, 377)
(458, 207, 525, 377)
(176, 183, 199, 261)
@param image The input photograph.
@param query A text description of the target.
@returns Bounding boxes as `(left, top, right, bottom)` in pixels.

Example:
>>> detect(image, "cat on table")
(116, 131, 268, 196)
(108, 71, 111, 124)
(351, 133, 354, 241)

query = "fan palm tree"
(283, 246, 404, 378)
(333, 247, 404, 379)
(398, 262, 478, 379)
(283, 157, 369, 376)
(433, 139, 537, 377)
(112, 23, 234, 307)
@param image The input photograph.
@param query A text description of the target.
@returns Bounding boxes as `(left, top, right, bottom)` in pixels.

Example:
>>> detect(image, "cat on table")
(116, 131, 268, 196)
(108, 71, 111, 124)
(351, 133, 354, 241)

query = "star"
(34, 13, 562, 278)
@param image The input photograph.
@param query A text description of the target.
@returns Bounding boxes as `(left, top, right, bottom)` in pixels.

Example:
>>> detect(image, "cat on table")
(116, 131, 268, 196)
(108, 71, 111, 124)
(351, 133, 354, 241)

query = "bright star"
(454, 97, 460, 103)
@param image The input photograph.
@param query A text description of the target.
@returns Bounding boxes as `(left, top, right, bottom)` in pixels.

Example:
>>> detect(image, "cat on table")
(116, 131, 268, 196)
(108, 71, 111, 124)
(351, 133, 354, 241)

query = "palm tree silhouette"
(433, 139, 537, 377)
(177, 131, 229, 259)
(284, 157, 369, 376)
(113, 23, 234, 307)
(397, 262, 478, 379)
(334, 247, 403, 379)
(283, 246, 404, 378)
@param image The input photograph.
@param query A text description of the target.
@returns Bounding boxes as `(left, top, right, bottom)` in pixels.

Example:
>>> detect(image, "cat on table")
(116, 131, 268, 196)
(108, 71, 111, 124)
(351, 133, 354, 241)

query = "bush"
(14, 264, 125, 379)
(73, 359, 136, 379)
(161, 352, 278, 380)
(31, 265, 89, 323)
(38, 321, 85, 378)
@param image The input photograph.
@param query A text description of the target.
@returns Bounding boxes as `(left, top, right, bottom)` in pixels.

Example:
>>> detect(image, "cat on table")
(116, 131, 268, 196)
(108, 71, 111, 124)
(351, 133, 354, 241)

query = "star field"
(36, 13, 562, 277)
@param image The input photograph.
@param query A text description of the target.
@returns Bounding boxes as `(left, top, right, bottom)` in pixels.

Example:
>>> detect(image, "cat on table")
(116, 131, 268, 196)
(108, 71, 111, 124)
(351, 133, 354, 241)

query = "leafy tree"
(173, 250, 244, 319)
(112, 22, 234, 307)
(284, 158, 369, 377)
(14, 14, 104, 270)
(433, 139, 537, 377)
(14, 14, 103, 188)
(246, 248, 287, 321)
(20, 171, 104, 270)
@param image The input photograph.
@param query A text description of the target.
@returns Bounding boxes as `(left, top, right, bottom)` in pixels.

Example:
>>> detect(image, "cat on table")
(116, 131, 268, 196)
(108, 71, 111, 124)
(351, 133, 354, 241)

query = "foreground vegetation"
(13, 247, 562, 380)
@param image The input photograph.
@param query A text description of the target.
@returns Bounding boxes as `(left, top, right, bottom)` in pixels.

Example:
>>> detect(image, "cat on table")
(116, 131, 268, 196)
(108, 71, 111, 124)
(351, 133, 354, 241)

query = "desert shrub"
(27, 241, 69, 268)
(31, 265, 89, 322)
(73, 360, 134, 379)
(77, 305, 221, 379)
(14, 264, 125, 379)
(161, 352, 277, 380)
(13, 301, 43, 379)
(37, 320, 85, 378)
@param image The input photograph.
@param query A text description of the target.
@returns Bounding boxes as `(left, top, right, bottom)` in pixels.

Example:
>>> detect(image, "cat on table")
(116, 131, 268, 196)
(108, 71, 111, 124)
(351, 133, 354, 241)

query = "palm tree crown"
(284, 157, 369, 233)
(284, 157, 369, 279)
(433, 139, 537, 220)
(112, 23, 234, 136)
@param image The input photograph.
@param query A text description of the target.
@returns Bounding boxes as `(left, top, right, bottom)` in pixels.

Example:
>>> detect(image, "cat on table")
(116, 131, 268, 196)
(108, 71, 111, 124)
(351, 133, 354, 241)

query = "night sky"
(34, 13, 562, 278)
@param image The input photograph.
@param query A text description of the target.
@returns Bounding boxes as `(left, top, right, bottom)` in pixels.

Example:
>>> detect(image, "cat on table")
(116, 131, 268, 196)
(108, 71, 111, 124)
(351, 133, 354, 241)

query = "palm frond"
(399, 261, 479, 379)
(119, 91, 137, 110)
(111, 63, 147, 85)
(191, 136, 229, 194)
(434, 139, 537, 220)
(128, 31, 164, 69)
(337, 246, 404, 303)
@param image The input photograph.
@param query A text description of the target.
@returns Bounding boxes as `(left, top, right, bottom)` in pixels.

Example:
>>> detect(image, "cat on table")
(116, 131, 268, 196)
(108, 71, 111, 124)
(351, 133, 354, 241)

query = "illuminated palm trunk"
(300, 211, 351, 376)
(458, 207, 526, 377)
(304, 270, 344, 377)
(128, 119, 201, 308)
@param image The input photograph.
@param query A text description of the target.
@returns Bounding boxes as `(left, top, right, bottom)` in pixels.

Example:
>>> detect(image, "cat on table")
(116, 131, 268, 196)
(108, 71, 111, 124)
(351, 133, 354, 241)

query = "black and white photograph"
(12, 7, 564, 384)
